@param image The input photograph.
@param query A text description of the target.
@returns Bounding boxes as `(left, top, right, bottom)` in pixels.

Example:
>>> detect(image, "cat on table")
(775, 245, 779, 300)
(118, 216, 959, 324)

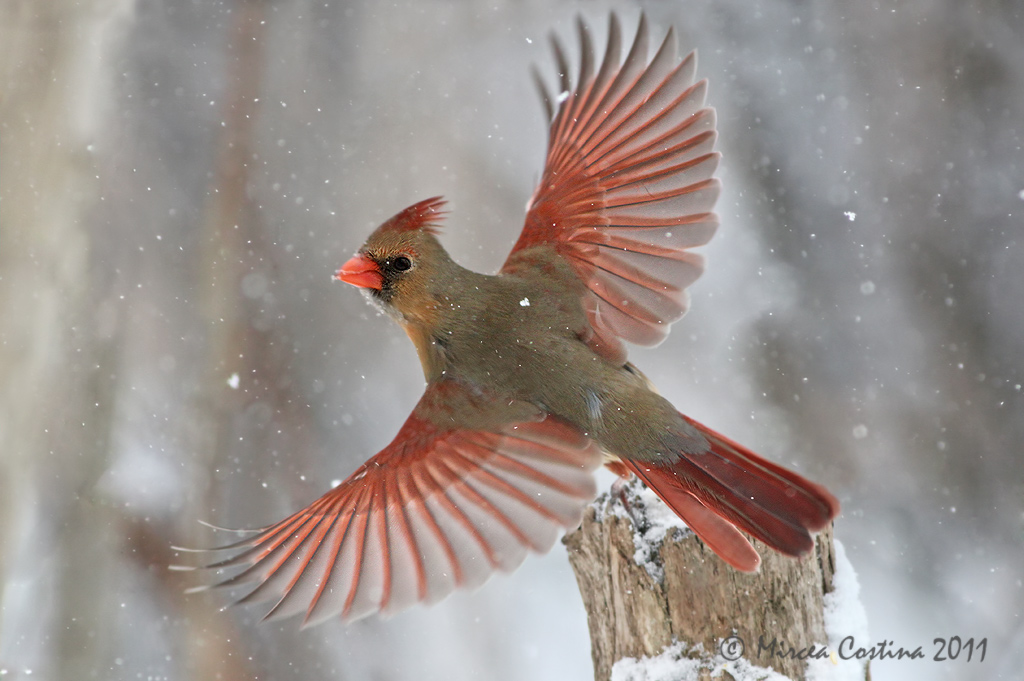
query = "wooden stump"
(564, 480, 860, 681)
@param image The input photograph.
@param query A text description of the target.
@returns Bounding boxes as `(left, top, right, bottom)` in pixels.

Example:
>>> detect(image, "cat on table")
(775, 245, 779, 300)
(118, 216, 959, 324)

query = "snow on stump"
(563, 479, 868, 681)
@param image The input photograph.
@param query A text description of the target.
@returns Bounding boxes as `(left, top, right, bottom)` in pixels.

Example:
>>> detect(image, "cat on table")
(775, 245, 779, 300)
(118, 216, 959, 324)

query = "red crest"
(380, 196, 448, 235)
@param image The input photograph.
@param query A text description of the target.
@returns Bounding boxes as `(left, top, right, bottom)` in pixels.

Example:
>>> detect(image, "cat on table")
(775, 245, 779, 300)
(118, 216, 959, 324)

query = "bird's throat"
(400, 319, 449, 382)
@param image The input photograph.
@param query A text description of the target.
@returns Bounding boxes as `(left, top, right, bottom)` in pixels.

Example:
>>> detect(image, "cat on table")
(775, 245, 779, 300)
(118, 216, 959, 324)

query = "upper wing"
(194, 381, 602, 626)
(502, 15, 720, 363)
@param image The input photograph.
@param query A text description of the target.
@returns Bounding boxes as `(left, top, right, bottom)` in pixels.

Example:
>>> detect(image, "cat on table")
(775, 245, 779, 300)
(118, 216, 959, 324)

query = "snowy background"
(1, 1, 1022, 680)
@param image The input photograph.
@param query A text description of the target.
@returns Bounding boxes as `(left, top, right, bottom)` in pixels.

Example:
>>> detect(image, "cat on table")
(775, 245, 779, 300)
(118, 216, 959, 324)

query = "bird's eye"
(391, 256, 412, 272)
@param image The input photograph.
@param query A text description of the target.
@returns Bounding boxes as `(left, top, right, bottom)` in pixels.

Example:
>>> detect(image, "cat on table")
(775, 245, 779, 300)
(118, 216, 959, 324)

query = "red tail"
(621, 415, 839, 572)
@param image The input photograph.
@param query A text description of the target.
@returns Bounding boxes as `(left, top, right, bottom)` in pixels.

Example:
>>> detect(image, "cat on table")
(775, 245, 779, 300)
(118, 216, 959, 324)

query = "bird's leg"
(604, 459, 637, 516)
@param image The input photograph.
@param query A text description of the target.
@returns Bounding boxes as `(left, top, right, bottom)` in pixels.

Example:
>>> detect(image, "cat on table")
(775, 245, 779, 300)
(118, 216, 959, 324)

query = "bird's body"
(367, 240, 703, 464)
(195, 14, 839, 627)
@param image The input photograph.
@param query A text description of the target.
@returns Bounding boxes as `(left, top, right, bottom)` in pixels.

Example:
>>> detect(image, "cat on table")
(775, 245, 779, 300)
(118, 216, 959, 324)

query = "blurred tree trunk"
(174, 0, 335, 676)
(0, 1, 276, 678)
(564, 487, 858, 681)
(0, 0, 130, 675)
(175, 0, 269, 678)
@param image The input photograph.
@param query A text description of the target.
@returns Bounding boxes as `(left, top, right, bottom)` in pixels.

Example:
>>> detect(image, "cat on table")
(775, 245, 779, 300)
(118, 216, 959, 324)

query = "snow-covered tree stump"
(563, 480, 868, 681)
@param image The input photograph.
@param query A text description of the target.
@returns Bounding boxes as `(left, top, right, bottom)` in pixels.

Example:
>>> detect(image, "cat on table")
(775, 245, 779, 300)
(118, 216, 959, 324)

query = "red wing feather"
(504, 15, 720, 363)
(197, 384, 602, 626)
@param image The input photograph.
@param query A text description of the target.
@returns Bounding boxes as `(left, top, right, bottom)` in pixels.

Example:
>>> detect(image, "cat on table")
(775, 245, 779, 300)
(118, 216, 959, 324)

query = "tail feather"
(623, 415, 839, 570)
(681, 415, 840, 531)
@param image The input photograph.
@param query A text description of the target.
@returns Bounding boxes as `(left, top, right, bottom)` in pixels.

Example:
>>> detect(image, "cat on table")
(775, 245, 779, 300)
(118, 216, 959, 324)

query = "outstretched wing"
(503, 14, 720, 363)
(192, 381, 602, 626)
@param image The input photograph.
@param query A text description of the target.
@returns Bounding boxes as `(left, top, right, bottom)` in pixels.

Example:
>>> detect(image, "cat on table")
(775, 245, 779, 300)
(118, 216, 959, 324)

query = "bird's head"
(335, 197, 453, 325)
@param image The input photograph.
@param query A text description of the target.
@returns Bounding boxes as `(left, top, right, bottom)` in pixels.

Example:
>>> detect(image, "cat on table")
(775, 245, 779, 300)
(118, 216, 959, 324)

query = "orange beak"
(335, 254, 383, 290)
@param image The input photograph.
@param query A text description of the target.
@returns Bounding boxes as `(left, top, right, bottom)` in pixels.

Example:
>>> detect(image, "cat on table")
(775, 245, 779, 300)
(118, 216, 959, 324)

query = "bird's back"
(438, 247, 702, 461)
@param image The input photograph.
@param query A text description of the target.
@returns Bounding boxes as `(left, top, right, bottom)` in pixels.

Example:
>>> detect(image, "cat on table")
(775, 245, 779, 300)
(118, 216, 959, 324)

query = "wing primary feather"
(340, 485, 375, 619)
(374, 479, 393, 612)
(550, 29, 572, 94)
(560, 13, 650, 169)
(404, 461, 466, 588)
(378, 473, 419, 616)
(603, 112, 717, 178)
(602, 137, 717, 194)
(202, 495, 335, 563)
(575, 16, 594, 90)
(546, 21, 593, 173)
(258, 500, 354, 621)
(568, 221, 717, 255)
(437, 438, 564, 549)
(211, 498, 338, 584)
(562, 12, 622, 160)
(344, 489, 392, 621)
(605, 63, 704, 163)
(604, 169, 718, 209)
(560, 15, 594, 134)
(582, 13, 623, 129)
(394, 466, 430, 600)
(483, 448, 592, 499)
(299, 487, 368, 626)
(440, 445, 565, 526)
(227, 504, 345, 610)
(531, 65, 554, 122)
(582, 69, 704, 172)
(258, 497, 358, 618)
(546, 30, 575, 158)
(602, 179, 719, 222)
(548, 14, 644, 175)
(564, 248, 676, 298)
(422, 447, 501, 569)
(577, 24, 678, 164)
(586, 13, 650, 143)
(439, 460, 535, 550)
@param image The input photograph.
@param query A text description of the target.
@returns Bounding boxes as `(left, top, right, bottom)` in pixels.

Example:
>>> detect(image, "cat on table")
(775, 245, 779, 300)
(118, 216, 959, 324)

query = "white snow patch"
(843, 211, 856, 221)
(519, 297, 530, 307)
(606, 477, 691, 582)
(806, 540, 870, 681)
(611, 642, 702, 681)
(612, 641, 791, 681)
(227, 372, 240, 389)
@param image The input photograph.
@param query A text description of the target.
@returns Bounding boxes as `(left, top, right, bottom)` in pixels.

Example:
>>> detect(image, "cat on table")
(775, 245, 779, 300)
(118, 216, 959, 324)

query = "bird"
(194, 13, 839, 627)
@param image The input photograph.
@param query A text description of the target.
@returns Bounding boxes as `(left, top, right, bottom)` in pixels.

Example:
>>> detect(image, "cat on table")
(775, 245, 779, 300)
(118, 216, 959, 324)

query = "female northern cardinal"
(199, 14, 839, 626)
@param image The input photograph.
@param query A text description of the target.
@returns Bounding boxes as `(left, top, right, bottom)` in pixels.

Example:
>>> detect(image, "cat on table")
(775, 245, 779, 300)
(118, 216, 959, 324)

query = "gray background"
(1, 1, 1021, 680)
